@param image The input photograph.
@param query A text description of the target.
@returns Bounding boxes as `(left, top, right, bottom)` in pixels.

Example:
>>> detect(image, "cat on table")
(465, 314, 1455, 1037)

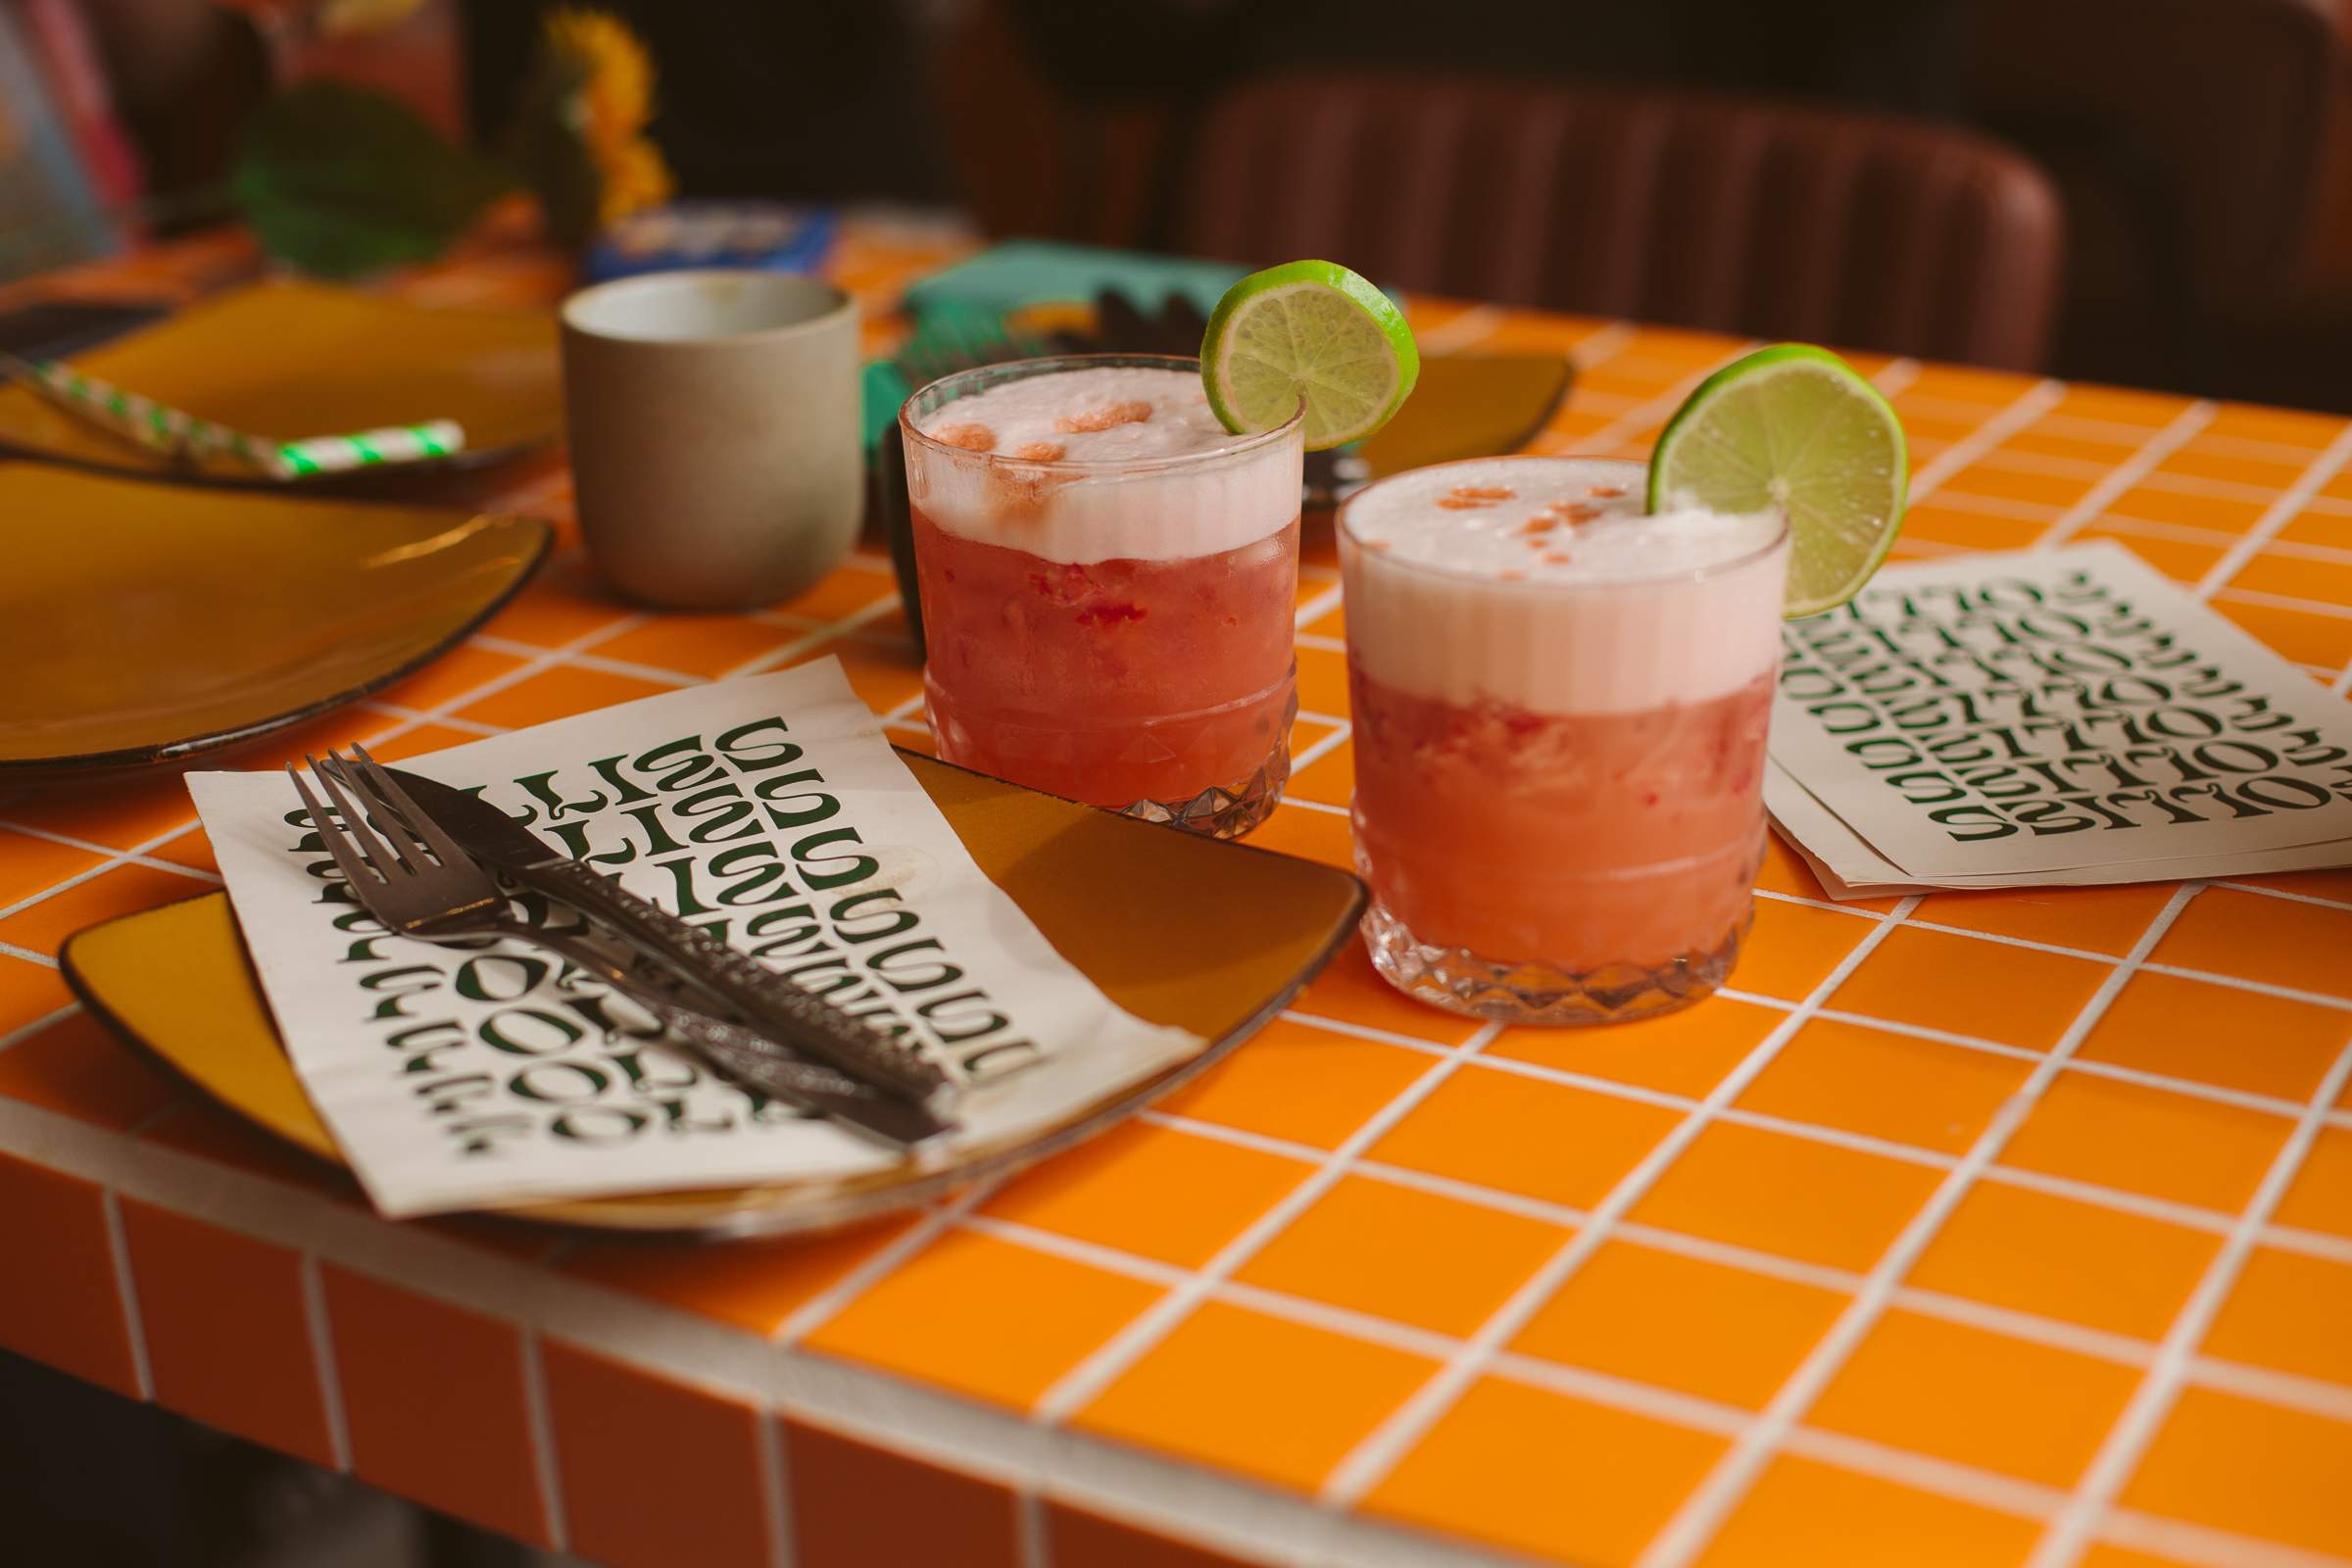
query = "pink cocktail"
(901, 356, 1303, 836)
(1340, 456, 1789, 1023)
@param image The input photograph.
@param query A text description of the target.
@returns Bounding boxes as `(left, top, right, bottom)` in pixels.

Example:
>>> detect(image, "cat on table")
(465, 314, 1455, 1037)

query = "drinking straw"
(1, 349, 465, 478)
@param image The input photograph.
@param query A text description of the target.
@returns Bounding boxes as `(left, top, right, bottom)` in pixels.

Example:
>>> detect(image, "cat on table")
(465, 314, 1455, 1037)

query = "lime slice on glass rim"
(1200, 259, 1419, 451)
(1647, 343, 1908, 618)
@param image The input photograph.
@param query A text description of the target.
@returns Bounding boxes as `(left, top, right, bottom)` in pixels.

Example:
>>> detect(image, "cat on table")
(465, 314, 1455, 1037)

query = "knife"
(355, 756, 957, 1112)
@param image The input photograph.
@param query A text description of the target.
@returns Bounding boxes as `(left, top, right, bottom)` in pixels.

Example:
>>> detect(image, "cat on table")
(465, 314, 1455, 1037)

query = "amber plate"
(60, 752, 1367, 1236)
(0, 280, 562, 484)
(0, 462, 550, 782)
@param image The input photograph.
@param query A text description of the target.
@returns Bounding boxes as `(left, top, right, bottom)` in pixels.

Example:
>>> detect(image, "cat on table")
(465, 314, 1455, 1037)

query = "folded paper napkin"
(187, 659, 1202, 1217)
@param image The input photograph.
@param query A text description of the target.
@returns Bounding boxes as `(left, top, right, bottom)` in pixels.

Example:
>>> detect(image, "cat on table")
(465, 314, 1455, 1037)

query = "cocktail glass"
(1340, 456, 1789, 1023)
(900, 354, 1303, 837)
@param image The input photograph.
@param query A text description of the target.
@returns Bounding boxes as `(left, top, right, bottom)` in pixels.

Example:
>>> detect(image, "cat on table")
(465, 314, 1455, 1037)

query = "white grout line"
(0, 1001, 77, 1054)
(1029, 1020, 1509, 1424)
(1637, 883, 2202, 1567)
(518, 1330, 571, 1553)
(0, 942, 58, 968)
(2035, 402, 2218, 551)
(769, 1184, 1000, 1346)
(723, 597, 904, 682)
(1320, 894, 1929, 1507)
(0, 819, 224, 885)
(1567, 320, 1639, 371)
(2191, 421, 2352, 599)
(1287, 721, 1354, 778)
(757, 1407, 796, 1568)
(1016, 1489, 1051, 1568)
(2026, 1037, 2352, 1568)
(1295, 583, 1346, 630)
(301, 1253, 355, 1473)
(1911, 488, 2068, 523)
(2101, 1507, 2352, 1568)
(101, 1188, 155, 1401)
(1904, 381, 2069, 502)
(2213, 583, 2352, 622)
(1568, 345, 1760, 454)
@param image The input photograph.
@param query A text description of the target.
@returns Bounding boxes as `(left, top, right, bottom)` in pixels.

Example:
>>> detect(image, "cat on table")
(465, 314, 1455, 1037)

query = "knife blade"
(368, 761, 956, 1112)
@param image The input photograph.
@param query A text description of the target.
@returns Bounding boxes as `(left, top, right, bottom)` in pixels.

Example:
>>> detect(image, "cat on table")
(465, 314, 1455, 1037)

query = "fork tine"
(288, 762, 383, 889)
(345, 744, 476, 873)
(307, 753, 410, 878)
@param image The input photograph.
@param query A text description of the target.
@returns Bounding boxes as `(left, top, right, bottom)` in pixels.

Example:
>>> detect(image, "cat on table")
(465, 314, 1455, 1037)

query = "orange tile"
(2211, 595, 2351, 667)
(2001, 1074, 2289, 1214)
(0, 862, 211, 957)
(559, 1214, 915, 1336)
(2079, 1546, 2198, 1568)
(368, 641, 529, 713)
(118, 1200, 332, 1467)
(0, 826, 104, 907)
(1370, 1065, 1681, 1211)
(2119, 1386, 2352, 1556)
(146, 824, 217, 872)
(454, 662, 680, 729)
(1366, 1375, 1726, 1567)
(1154, 1014, 1432, 1152)
(1488, 995, 1782, 1101)
(2078, 970, 2349, 1102)
(2052, 385, 2195, 427)
(2202, 1246, 2352, 1388)
(319, 1265, 549, 1544)
(1898, 505, 2048, 552)
(768, 564, 901, 624)
(364, 720, 497, 763)
(1073, 1300, 1437, 1494)
(0, 956, 72, 1038)
(2150, 887, 2352, 1003)
(1694, 1453, 2041, 1567)
(1628, 1123, 1940, 1271)
(1936, 463, 2098, 512)
(1513, 1241, 1846, 1409)
(1235, 1175, 1567, 1336)
(1914, 884, 2172, 959)
(2104, 485, 2271, 534)
(1245, 801, 1352, 870)
(978, 1121, 1305, 1269)
(803, 1228, 1159, 1411)
(1908, 1181, 2217, 1341)
(477, 552, 635, 647)
(542, 1341, 769, 1568)
(808, 636, 928, 716)
(785, 1419, 1018, 1568)
(1729, 899, 1872, 1002)
(1829, 924, 2113, 1048)
(2227, 867, 2352, 906)
(1289, 941, 1485, 1047)
(2278, 508, 2352, 549)
(2205, 405, 2345, 449)
(1810, 1308, 2138, 1486)
(0, 778, 197, 852)
(1293, 644, 1351, 717)
(2069, 526, 2230, 585)
(1913, 364, 2054, 408)
(2000, 427, 2141, 465)
(2230, 549, 2352, 608)
(0, 1151, 137, 1396)
(1045, 1499, 1262, 1568)
(594, 613, 811, 680)
(2275, 1126, 2352, 1239)
(1754, 835, 1900, 913)
(139, 1100, 358, 1200)
(1737, 1018, 2032, 1155)
(1283, 733, 1354, 807)
(2155, 446, 2311, 491)
(0, 1007, 181, 1129)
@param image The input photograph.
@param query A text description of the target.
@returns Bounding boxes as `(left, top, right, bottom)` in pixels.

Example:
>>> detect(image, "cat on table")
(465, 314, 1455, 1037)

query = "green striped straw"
(4, 351, 466, 480)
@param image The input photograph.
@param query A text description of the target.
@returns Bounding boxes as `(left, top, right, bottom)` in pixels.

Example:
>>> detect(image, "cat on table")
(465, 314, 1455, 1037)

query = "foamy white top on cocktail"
(907, 366, 1298, 564)
(1341, 457, 1789, 714)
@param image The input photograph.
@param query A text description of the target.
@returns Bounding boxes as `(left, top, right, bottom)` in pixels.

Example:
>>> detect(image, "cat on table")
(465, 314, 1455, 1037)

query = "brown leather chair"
(1176, 73, 2066, 370)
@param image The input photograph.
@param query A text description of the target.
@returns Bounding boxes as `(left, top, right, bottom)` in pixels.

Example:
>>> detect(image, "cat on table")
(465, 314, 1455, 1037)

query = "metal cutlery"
(287, 751, 953, 1150)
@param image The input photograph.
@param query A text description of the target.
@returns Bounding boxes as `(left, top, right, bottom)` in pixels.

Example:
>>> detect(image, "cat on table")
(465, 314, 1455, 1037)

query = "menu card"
(189, 659, 1203, 1217)
(1767, 542, 2352, 898)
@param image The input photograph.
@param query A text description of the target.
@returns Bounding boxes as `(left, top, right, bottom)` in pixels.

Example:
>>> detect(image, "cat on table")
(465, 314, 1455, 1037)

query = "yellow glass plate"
(0, 280, 561, 481)
(60, 752, 1366, 1236)
(0, 462, 550, 778)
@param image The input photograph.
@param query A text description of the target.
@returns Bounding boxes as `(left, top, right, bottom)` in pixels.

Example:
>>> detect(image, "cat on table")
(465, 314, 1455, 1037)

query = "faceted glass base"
(1360, 895, 1754, 1026)
(1118, 736, 1290, 839)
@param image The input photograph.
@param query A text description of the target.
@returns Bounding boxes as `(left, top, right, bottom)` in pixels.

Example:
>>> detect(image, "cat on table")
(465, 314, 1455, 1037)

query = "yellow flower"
(544, 8, 658, 151)
(598, 136, 674, 226)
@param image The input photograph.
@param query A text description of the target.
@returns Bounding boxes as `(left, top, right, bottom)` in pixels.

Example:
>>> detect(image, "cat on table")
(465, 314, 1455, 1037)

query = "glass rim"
(1336, 455, 1791, 591)
(897, 352, 1304, 472)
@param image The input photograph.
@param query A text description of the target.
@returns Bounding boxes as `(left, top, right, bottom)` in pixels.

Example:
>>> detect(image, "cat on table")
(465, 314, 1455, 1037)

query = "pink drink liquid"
(912, 509, 1299, 808)
(1340, 456, 1788, 1021)
(902, 358, 1303, 830)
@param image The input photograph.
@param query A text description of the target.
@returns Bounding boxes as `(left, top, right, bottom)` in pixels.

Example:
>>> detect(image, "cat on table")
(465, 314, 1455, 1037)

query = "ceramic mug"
(560, 270, 860, 609)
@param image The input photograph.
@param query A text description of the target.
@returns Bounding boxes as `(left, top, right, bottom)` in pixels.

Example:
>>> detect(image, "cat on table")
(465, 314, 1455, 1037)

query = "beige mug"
(560, 270, 860, 609)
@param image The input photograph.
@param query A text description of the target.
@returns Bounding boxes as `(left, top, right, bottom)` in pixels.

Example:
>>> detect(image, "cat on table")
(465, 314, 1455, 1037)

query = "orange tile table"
(2, 226, 2350, 1567)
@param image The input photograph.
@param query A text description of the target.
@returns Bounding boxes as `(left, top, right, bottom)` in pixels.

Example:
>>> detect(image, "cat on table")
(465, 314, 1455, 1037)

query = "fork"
(286, 752, 952, 1150)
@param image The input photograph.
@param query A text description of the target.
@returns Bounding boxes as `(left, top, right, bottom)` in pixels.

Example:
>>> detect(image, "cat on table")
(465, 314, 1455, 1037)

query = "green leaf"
(232, 82, 511, 277)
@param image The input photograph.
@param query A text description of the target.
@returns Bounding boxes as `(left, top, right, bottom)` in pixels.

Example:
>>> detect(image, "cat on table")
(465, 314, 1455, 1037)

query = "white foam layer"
(906, 367, 1298, 564)
(1340, 457, 1788, 714)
